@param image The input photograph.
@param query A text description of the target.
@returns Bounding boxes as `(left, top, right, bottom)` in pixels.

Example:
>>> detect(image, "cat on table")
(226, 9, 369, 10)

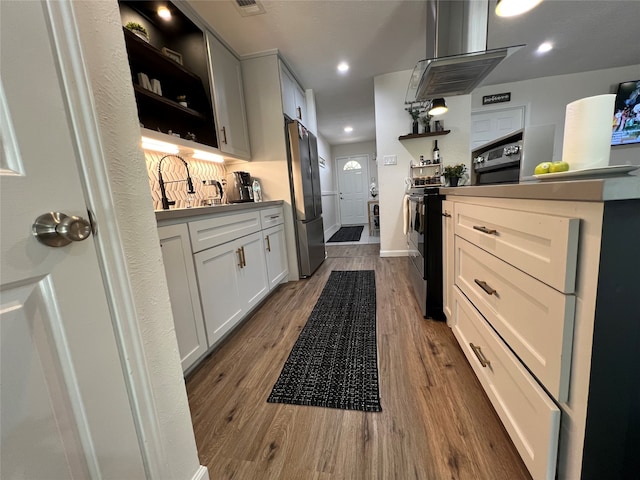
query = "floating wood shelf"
(398, 130, 451, 141)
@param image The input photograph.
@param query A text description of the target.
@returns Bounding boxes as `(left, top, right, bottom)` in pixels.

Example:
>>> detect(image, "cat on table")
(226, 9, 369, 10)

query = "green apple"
(534, 162, 552, 175)
(549, 161, 570, 173)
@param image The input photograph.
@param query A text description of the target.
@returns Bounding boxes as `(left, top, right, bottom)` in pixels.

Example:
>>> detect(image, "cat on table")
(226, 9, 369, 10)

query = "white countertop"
(441, 176, 640, 202)
(155, 200, 284, 222)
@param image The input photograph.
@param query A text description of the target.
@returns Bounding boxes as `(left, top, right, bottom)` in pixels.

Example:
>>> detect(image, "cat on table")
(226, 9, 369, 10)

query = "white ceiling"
(187, 0, 640, 147)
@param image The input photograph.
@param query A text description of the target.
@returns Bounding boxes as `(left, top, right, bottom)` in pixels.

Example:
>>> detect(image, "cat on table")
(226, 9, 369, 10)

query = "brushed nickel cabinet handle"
(221, 126, 228, 144)
(240, 246, 246, 267)
(470, 343, 491, 368)
(474, 279, 497, 296)
(473, 225, 497, 235)
(265, 235, 271, 252)
(236, 248, 243, 268)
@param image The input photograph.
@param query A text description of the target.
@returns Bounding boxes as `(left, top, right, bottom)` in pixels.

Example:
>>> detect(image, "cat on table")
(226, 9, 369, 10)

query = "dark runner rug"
(327, 225, 364, 243)
(267, 270, 381, 412)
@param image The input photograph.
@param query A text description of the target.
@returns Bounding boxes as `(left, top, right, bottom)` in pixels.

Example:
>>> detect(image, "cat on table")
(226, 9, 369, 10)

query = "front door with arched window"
(336, 155, 369, 225)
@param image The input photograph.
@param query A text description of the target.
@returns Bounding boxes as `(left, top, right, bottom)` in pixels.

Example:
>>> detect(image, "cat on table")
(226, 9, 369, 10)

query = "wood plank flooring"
(185, 244, 531, 479)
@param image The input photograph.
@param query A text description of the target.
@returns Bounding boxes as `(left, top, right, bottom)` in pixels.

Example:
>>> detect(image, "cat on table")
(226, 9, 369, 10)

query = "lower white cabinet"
(194, 231, 269, 346)
(158, 224, 207, 371)
(263, 223, 288, 289)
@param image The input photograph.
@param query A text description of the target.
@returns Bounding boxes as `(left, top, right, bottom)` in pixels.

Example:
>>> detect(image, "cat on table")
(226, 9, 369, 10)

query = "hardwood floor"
(185, 244, 531, 479)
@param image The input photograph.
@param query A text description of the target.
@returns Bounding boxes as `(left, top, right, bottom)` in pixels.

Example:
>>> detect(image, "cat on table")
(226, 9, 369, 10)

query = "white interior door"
(0, 2, 145, 478)
(470, 106, 525, 149)
(337, 155, 368, 225)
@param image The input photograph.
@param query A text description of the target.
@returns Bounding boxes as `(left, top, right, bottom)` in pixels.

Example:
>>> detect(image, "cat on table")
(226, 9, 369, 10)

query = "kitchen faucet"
(158, 154, 196, 210)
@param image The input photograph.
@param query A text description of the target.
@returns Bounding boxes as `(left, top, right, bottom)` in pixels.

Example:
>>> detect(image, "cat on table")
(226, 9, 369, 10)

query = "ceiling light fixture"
(157, 6, 172, 20)
(537, 42, 553, 54)
(141, 136, 179, 154)
(337, 62, 349, 73)
(344, 126, 353, 133)
(495, 0, 543, 17)
(192, 150, 224, 163)
(428, 98, 448, 116)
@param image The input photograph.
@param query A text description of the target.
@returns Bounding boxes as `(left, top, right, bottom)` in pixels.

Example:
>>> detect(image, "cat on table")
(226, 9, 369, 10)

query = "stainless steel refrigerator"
(286, 119, 326, 278)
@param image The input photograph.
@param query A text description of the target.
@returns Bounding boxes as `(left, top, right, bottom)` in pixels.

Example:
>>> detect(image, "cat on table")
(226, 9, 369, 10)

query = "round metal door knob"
(33, 212, 92, 247)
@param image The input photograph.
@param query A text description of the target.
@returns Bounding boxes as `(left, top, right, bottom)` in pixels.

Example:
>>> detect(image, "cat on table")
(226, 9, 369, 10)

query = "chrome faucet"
(158, 154, 195, 210)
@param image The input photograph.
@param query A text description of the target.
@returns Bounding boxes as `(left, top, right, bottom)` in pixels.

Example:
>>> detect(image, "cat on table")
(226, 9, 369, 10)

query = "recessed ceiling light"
(157, 6, 172, 20)
(537, 42, 553, 54)
(495, 0, 543, 17)
(337, 62, 349, 73)
(344, 126, 353, 133)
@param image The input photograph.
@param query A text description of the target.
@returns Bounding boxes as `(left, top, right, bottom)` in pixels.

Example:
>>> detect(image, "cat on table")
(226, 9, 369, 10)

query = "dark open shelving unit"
(119, 1, 218, 148)
(398, 130, 451, 141)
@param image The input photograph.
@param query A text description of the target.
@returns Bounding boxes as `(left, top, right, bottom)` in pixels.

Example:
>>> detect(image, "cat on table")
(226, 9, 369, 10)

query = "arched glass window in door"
(343, 160, 362, 171)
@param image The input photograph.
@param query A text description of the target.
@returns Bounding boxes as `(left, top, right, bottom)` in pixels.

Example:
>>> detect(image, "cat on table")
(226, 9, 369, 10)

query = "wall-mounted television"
(612, 79, 640, 146)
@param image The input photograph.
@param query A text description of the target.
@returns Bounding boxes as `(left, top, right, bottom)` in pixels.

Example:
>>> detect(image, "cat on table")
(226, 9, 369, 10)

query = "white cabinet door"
(263, 224, 289, 289)
(279, 61, 306, 124)
(158, 224, 207, 372)
(206, 31, 251, 159)
(194, 239, 244, 346)
(442, 200, 454, 324)
(238, 231, 270, 311)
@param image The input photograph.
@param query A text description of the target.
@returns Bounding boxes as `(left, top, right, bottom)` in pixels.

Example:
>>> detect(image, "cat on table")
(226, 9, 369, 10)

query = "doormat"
(267, 270, 381, 412)
(327, 225, 364, 242)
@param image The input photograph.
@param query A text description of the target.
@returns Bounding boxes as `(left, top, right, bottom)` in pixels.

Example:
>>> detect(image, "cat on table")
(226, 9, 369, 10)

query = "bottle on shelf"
(433, 140, 440, 164)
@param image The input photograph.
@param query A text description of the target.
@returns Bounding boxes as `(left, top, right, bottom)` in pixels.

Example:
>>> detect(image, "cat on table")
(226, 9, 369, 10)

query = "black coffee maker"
(225, 171, 254, 203)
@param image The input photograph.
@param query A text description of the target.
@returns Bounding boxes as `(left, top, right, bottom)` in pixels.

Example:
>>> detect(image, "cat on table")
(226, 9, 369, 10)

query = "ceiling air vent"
(234, 0, 266, 17)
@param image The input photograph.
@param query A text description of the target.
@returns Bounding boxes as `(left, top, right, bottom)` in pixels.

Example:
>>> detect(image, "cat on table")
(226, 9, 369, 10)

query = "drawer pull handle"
(240, 246, 246, 267)
(473, 225, 497, 235)
(266, 235, 271, 252)
(470, 343, 491, 368)
(474, 279, 497, 296)
(269, 215, 280, 219)
(236, 248, 243, 268)
(441, 212, 452, 218)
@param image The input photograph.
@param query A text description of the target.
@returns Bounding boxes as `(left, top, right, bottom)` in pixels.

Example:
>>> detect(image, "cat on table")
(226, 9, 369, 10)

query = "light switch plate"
(383, 155, 397, 165)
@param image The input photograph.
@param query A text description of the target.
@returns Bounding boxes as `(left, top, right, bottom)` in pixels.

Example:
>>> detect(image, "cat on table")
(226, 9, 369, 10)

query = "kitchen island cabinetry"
(158, 224, 208, 372)
(205, 31, 251, 159)
(442, 178, 640, 480)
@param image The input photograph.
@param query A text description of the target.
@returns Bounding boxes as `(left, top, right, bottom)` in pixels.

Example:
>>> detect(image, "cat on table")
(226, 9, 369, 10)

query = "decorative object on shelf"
(125, 22, 149, 42)
(137, 72, 152, 90)
(185, 132, 196, 141)
(419, 113, 432, 133)
(150, 78, 162, 96)
(443, 163, 467, 187)
(161, 47, 183, 65)
(177, 95, 188, 107)
(408, 107, 420, 134)
(434, 120, 444, 132)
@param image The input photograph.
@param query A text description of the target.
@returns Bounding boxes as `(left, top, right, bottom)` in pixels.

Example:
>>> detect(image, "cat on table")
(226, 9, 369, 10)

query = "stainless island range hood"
(406, 0, 523, 103)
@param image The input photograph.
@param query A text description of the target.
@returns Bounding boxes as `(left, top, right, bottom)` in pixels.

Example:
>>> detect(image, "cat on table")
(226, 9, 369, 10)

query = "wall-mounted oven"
(407, 187, 444, 320)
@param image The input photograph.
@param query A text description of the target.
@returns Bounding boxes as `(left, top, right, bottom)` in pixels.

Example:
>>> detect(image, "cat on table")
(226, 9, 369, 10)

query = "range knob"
(504, 145, 521, 156)
(473, 155, 485, 164)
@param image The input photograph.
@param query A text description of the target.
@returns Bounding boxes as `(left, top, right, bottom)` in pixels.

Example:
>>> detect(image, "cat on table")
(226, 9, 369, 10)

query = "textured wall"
(73, 1, 205, 479)
(145, 152, 227, 210)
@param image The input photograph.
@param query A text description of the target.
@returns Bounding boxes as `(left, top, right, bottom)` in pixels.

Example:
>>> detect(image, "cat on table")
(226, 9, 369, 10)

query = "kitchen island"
(156, 201, 288, 374)
(441, 176, 640, 480)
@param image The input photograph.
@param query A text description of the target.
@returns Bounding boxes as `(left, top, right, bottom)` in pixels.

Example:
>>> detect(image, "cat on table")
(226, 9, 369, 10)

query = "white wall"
(474, 65, 640, 166)
(73, 2, 205, 479)
(316, 135, 337, 238)
(374, 70, 471, 257)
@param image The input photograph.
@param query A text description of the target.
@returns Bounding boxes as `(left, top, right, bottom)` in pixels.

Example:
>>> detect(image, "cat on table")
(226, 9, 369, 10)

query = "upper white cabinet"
(206, 31, 251, 159)
(279, 60, 307, 125)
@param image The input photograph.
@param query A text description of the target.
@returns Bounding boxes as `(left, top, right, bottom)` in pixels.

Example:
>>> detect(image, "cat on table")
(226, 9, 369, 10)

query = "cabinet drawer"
(455, 236, 575, 401)
(261, 206, 285, 229)
(454, 202, 579, 293)
(452, 288, 560, 480)
(189, 211, 261, 253)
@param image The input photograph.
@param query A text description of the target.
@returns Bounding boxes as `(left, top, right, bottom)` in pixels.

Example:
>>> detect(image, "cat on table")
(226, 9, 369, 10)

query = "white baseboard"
(380, 249, 410, 257)
(192, 465, 210, 480)
(324, 223, 340, 240)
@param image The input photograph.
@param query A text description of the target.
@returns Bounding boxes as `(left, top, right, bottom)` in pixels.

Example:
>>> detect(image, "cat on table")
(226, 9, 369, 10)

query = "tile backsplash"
(145, 151, 227, 210)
